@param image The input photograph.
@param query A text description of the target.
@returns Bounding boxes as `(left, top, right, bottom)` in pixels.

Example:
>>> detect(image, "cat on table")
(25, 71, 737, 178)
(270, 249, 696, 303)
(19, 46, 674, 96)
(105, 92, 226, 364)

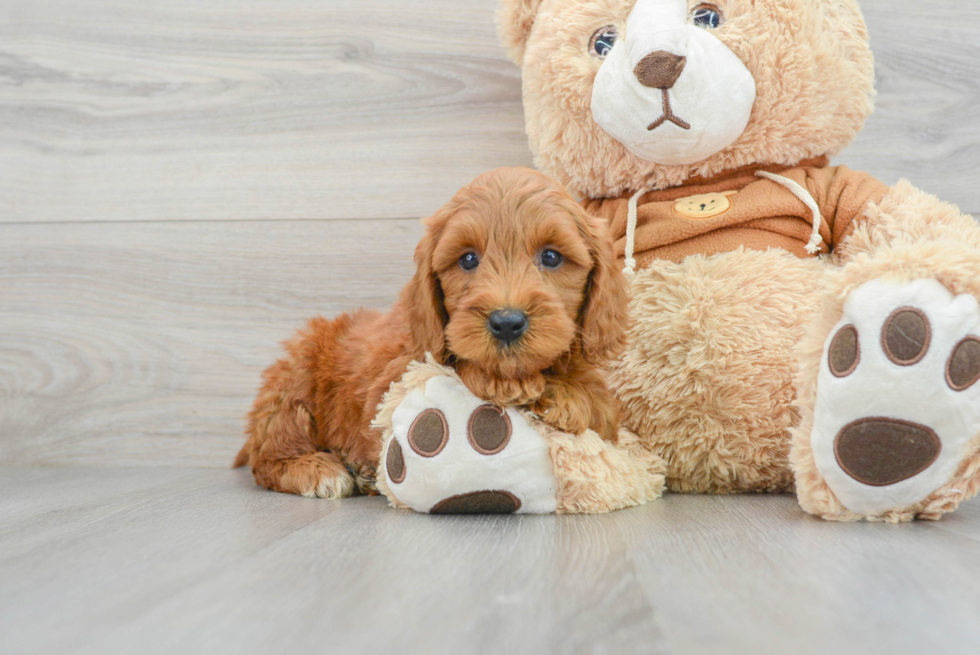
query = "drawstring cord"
(623, 186, 649, 278)
(754, 170, 824, 254)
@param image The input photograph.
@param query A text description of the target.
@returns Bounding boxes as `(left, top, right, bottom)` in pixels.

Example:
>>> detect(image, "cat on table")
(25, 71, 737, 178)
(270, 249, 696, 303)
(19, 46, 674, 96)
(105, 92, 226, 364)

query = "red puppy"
(235, 167, 629, 497)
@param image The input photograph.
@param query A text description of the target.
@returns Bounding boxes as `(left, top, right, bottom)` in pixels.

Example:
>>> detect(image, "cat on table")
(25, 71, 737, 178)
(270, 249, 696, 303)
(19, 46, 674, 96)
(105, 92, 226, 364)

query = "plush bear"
(478, 0, 980, 522)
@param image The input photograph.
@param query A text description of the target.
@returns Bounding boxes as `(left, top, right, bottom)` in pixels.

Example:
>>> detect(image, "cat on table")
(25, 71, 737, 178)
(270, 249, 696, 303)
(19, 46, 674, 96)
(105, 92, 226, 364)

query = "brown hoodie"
(582, 158, 889, 266)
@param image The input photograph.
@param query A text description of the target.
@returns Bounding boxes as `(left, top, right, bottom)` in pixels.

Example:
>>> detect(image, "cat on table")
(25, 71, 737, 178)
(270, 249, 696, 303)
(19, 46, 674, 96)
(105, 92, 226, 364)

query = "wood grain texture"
(0, 0, 532, 223)
(842, 1, 980, 211)
(0, 467, 978, 655)
(0, 218, 422, 467)
(1, 0, 978, 223)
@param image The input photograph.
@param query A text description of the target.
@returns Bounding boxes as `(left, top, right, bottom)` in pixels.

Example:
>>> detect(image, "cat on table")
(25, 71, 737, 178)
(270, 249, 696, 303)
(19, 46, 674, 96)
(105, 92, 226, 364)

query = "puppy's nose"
(634, 51, 687, 89)
(488, 309, 528, 345)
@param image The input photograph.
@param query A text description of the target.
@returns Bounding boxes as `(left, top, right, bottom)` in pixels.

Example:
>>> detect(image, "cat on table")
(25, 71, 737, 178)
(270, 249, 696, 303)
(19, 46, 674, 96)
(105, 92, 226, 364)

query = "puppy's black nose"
(488, 309, 528, 345)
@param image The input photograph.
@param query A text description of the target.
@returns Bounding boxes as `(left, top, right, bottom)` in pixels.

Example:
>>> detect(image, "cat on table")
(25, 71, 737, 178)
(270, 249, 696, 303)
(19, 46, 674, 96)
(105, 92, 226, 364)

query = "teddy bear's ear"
(497, 0, 546, 64)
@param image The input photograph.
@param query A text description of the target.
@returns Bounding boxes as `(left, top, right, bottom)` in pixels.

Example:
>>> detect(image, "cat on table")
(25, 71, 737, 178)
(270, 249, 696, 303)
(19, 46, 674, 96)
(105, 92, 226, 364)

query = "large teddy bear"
(378, 0, 980, 522)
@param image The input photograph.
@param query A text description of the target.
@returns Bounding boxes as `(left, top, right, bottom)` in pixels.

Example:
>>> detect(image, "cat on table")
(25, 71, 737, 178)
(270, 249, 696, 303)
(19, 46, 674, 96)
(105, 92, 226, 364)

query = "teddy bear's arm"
(794, 165, 889, 253)
(836, 180, 980, 262)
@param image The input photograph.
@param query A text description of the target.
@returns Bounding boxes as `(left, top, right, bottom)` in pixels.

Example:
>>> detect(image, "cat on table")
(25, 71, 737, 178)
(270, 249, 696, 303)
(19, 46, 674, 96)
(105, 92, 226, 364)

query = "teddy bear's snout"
(633, 50, 687, 89)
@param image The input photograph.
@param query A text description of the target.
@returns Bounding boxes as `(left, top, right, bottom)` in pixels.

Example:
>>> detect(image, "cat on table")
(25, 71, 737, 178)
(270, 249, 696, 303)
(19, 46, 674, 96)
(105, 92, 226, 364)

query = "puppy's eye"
(540, 249, 564, 269)
(589, 25, 618, 59)
(692, 4, 723, 28)
(459, 252, 480, 271)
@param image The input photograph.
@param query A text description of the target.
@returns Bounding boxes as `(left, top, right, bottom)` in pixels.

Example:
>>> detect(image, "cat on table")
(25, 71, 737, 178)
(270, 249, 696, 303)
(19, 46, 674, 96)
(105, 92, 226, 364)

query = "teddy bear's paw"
(810, 279, 980, 519)
(380, 375, 558, 514)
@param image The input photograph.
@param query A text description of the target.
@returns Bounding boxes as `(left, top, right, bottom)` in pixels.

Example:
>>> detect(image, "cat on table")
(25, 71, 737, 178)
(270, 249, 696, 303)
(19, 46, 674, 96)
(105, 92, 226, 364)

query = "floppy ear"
(497, 0, 547, 64)
(400, 212, 451, 363)
(576, 209, 630, 365)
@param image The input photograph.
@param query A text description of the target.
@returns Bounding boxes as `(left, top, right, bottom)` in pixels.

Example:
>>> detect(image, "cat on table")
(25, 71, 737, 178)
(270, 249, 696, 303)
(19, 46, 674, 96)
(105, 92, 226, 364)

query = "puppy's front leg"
(238, 354, 356, 499)
(531, 372, 620, 442)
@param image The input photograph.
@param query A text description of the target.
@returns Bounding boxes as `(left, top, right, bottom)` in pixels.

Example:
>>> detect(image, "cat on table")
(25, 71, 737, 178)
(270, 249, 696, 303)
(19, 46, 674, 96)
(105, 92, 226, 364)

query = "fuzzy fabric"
(536, 416, 666, 513)
(374, 358, 667, 514)
(500, 0, 875, 199)
(609, 246, 824, 493)
(791, 183, 980, 522)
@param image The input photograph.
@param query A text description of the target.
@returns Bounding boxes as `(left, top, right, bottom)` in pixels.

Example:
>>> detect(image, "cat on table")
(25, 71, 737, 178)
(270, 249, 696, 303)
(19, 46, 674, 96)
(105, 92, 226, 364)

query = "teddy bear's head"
(499, 0, 876, 198)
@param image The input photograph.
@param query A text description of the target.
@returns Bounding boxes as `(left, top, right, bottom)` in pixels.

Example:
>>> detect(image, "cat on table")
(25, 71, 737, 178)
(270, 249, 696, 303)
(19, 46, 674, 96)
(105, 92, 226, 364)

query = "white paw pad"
(381, 376, 558, 514)
(812, 279, 980, 516)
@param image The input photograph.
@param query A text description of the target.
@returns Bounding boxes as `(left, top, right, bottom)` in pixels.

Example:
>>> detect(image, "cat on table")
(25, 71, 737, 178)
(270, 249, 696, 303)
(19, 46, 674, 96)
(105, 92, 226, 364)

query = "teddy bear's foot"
(380, 374, 559, 514)
(374, 358, 667, 514)
(803, 279, 980, 521)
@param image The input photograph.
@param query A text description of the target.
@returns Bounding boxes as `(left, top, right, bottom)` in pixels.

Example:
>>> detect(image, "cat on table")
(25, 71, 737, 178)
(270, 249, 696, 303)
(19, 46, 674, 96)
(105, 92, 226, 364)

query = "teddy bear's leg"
(544, 424, 666, 514)
(372, 358, 666, 514)
(608, 248, 826, 494)
(794, 279, 980, 522)
(793, 184, 980, 522)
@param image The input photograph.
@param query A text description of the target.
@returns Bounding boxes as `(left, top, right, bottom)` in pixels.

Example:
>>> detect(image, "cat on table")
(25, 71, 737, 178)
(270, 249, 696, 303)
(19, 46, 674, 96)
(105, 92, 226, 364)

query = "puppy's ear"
(401, 212, 450, 362)
(498, 0, 546, 64)
(577, 209, 630, 365)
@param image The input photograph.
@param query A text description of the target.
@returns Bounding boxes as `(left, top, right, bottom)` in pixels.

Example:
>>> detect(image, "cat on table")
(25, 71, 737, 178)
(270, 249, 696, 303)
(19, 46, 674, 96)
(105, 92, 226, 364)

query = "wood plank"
(0, 467, 978, 655)
(0, 218, 423, 467)
(2, 0, 979, 223)
(0, 0, 532, 223)
(842, 1, 980, 212)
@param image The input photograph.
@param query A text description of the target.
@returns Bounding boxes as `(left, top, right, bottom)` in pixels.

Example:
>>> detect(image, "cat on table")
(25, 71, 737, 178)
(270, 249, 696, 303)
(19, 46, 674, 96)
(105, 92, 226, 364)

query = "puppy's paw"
(380, 376, 558, 514)
(530, 394, 591, 438)
(279, 452, 356, 499)
(804, 279, 980, 521)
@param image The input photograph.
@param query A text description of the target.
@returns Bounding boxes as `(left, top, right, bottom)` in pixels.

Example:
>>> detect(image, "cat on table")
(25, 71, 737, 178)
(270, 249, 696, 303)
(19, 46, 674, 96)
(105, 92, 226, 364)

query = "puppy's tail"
(232, 444, 250, 469)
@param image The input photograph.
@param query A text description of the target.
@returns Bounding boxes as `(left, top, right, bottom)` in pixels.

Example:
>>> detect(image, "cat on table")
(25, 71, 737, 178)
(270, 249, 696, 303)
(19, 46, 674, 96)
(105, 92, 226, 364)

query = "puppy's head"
(401, 167, 628, 390)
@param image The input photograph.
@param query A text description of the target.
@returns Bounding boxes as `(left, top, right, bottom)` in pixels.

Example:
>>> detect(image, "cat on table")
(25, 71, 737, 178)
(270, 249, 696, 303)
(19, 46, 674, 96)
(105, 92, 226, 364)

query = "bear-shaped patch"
(672, 191, 738, 219)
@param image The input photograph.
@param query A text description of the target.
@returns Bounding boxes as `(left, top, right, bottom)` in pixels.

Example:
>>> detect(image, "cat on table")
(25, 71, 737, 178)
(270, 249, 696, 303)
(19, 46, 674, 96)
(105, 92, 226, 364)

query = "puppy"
(235, 167, 629, 498)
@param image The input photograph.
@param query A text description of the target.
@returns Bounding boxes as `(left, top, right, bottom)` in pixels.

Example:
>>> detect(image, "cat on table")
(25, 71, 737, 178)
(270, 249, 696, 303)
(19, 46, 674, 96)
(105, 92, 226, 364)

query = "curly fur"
(235, 167, 628, 498)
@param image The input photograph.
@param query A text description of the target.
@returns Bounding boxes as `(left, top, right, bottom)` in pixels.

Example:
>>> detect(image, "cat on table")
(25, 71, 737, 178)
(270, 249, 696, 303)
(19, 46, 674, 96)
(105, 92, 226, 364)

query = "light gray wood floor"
(3, 1, 980, 653)
(2, 467, 980, 655)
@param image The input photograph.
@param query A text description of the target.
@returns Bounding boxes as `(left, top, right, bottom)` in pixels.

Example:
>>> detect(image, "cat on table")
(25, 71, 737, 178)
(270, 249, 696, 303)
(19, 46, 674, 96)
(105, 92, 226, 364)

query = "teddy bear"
(491, 0, 980, 522)
(378, 0, 980, 522)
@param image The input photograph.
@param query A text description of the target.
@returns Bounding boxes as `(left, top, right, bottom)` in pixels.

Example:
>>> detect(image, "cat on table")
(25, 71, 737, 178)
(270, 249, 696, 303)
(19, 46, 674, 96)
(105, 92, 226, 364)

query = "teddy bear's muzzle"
(590, 0, 756, 165)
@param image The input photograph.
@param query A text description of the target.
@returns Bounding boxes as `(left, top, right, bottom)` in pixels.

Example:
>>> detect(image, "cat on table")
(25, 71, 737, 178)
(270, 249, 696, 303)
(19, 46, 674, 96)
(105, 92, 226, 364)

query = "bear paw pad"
(381, 376, 558, 514)
(812, 279, 980, 517)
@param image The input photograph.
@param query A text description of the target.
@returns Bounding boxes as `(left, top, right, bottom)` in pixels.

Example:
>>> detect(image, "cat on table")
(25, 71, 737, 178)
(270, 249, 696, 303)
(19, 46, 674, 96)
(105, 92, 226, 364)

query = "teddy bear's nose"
(633, 51, 687, 89)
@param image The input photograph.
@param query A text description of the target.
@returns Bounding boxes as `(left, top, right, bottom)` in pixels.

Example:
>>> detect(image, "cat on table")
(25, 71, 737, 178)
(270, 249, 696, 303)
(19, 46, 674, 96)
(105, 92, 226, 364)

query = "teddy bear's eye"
(692, 4, 723, 29)
(589, 26, 618, 59)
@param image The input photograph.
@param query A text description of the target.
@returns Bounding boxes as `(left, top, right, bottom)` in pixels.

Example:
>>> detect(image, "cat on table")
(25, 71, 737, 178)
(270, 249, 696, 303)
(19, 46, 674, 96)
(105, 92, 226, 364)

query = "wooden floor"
(3, 1, 980, 653)
(2, 467, 979, 655)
